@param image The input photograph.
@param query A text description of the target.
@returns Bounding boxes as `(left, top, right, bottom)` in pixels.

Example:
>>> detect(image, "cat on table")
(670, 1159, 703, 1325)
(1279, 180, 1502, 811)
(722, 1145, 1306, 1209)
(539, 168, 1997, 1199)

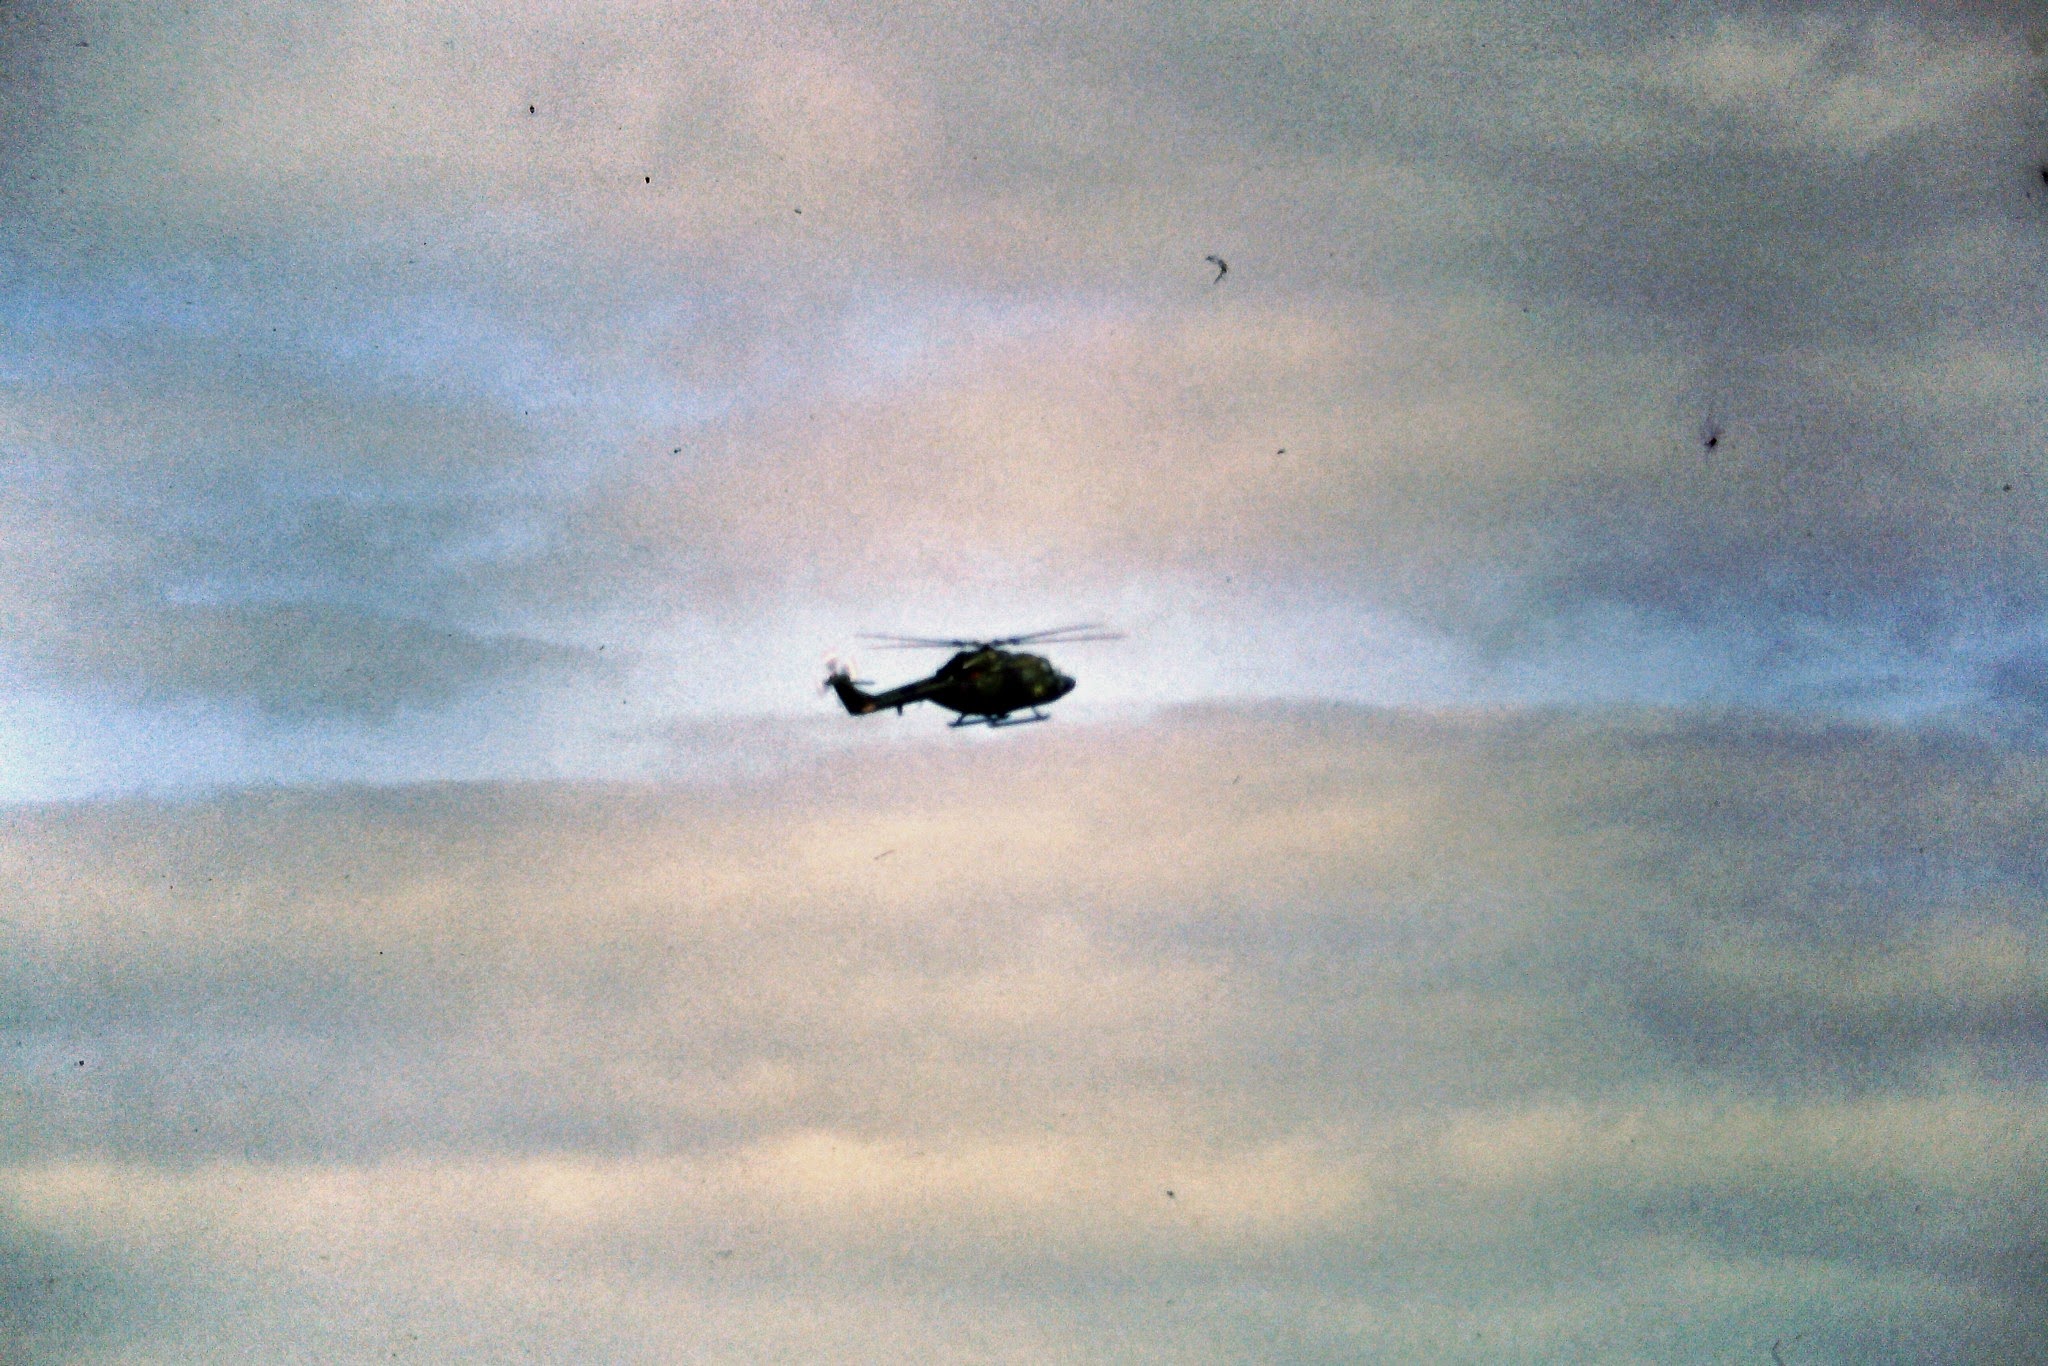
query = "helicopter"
(824, 624, 1121, 728)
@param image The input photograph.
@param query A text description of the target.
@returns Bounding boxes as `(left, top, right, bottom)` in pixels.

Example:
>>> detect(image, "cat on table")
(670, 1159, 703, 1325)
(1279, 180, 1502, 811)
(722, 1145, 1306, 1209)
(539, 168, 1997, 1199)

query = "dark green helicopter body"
(825, 626, 1116, 728)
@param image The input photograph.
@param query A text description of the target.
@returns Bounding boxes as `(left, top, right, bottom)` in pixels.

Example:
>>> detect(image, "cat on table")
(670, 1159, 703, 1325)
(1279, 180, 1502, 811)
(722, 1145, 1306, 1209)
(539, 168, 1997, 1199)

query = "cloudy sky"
(4, 1, 2047, 1360)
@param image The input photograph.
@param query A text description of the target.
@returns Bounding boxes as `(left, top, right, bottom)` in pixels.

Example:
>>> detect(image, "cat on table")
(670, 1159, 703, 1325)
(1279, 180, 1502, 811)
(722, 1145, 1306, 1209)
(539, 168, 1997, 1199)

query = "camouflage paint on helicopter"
(824, 625, 1120, 728)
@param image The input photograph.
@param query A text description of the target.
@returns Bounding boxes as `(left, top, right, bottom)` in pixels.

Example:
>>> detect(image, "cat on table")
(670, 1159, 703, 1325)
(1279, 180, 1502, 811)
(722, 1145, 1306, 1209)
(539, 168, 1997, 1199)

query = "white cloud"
(4, 707, 2046, 1357)
(1651, 17, 2028, 155)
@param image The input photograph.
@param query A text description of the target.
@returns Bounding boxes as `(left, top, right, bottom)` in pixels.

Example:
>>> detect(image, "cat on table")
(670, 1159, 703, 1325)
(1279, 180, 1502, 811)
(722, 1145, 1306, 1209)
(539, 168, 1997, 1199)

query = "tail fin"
(826, 670, 880, 715)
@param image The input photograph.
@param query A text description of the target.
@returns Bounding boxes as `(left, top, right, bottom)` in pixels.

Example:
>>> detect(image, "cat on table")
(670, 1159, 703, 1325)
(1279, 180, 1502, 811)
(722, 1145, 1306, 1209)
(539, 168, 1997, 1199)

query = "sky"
(3, 1, 2047, 1360)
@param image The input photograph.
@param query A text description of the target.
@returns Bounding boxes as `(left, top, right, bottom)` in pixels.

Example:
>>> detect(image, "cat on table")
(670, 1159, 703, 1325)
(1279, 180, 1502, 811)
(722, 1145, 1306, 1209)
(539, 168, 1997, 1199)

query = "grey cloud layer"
(8, 11, 2046, 1358)
(5, 2, 2046, 722)
(5, 706, 2045, 1359)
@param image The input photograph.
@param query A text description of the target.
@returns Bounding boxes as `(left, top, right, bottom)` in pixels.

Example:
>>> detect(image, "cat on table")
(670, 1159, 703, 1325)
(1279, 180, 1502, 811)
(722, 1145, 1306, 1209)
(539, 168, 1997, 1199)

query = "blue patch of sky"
(2, 249, 739, 469)
(0, 275, 729, 611)
(315, 301, 568, 405)
(0, 652, 883, 803)
(317, 294, 698, 426)
(0, 671, 481, 801)
(584, 294, 746, 425)
(425, 512, 557, 572)
(147, 487, 557, 629)
(600, 286, 964, 433)
(0, 249, 272, 346)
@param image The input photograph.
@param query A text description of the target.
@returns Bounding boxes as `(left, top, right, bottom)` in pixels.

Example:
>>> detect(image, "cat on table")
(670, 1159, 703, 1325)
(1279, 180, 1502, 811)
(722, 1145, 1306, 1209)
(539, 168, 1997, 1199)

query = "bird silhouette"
(1204, 254, 1228, 284)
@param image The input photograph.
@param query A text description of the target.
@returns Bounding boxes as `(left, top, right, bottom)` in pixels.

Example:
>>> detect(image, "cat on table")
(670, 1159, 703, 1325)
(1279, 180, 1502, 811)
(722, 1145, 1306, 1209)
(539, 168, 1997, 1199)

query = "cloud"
(1650, 15, 2030, 156)
(6, 6, 2045, 1356)
(3, 705, 2044, 1356)
(7, 2, 2047, 738)
(4, 598, 583, 720)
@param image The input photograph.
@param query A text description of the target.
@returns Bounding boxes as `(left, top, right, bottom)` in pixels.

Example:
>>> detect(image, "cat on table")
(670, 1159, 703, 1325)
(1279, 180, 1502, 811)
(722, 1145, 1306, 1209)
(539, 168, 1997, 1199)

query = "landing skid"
(949, 710, 1050, 729)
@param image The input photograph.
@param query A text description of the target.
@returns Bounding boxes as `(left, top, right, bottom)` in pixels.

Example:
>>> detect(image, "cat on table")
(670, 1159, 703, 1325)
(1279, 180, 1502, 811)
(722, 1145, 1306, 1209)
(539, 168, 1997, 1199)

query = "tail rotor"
(821, 652, 870, 693)
(821, 652, 884, 715)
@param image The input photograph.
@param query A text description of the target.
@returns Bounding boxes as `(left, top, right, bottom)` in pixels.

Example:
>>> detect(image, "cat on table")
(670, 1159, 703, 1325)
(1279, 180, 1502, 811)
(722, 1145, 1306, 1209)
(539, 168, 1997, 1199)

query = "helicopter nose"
(1054, 673, 1075, 698)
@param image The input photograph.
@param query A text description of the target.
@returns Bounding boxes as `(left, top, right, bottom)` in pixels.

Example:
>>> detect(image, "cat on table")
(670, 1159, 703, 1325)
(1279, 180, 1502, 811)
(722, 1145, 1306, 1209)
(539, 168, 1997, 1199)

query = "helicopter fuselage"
(827, 646, 1075, 724)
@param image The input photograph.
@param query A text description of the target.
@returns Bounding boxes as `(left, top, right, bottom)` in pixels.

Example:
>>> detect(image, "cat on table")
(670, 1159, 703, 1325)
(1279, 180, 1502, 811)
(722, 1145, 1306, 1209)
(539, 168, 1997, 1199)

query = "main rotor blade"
(858, 633, 983, 649)
(994, 624, 1124, 646)
(857, 623, 1125, 650)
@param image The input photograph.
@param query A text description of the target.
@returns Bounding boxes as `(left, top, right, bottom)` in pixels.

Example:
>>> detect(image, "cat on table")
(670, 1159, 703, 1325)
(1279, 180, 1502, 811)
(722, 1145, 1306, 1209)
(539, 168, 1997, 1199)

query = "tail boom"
(827, 672, 939, 716)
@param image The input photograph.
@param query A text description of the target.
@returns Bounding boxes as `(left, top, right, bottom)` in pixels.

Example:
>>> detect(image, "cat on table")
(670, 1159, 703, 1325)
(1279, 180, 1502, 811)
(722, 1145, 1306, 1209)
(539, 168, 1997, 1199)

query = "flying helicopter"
(824, 624, 1121, 728)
